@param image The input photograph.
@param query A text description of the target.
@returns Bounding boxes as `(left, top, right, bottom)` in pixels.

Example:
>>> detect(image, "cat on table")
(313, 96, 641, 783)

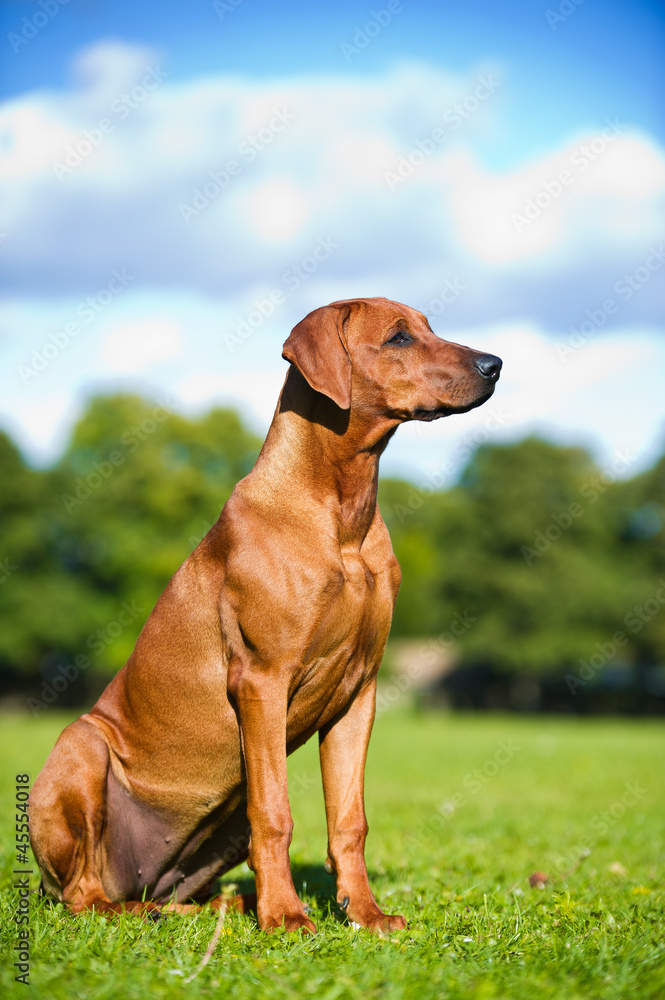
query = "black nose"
(474, 354, 503, 380)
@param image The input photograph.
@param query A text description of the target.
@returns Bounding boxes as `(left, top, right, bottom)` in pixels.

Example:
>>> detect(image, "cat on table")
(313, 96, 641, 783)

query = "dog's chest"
(285, 550, 398, 737)
(326, 547, 396, 649)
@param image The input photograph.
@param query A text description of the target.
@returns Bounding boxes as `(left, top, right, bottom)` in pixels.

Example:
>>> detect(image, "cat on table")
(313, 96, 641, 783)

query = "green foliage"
(381, 437, 665, 674)
(0, 396, 260, 684)
(607, 455, 665, 663)
(1, 710, 664, 998)
(1, 395, 664, 685)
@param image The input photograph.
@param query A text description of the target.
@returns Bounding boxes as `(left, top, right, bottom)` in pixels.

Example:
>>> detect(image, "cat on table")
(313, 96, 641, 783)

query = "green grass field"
(1, 707, 663, 999)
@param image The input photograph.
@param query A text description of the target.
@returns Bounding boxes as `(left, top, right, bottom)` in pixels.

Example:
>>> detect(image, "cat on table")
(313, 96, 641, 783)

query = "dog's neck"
(251, 367, 398, 547)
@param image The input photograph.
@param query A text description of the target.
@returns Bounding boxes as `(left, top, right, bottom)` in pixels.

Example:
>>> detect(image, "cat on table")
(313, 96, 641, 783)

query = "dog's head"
(282, 297, 501, 421)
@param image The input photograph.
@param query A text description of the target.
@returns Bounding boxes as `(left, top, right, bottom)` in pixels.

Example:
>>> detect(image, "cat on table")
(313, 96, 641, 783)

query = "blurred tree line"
(1, 393, 664, 706)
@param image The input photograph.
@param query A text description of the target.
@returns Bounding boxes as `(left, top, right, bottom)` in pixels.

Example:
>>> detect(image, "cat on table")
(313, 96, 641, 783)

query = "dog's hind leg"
(30, 717, 159, 916)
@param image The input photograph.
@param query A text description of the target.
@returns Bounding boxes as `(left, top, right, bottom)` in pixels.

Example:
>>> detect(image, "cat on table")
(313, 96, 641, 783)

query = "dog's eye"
(385, 330, 413, 346)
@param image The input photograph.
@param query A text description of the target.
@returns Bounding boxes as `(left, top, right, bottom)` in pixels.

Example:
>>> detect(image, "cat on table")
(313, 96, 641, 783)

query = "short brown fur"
(30, 297, 501, 933)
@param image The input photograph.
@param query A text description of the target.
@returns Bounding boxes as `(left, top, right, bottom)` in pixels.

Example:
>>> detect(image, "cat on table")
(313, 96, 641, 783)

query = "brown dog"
(30, 297, 501, 933)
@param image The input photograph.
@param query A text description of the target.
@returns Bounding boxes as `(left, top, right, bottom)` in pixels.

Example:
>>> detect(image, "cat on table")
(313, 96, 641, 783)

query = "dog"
(30, 297, 501, 933)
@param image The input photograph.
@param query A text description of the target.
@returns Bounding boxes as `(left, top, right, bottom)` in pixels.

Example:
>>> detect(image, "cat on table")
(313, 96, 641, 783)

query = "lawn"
(1, 706, 663, 999)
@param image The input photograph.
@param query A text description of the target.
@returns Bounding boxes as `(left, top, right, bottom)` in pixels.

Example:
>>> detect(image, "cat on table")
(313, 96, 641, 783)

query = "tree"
(606, 447, 665, 666)
(0, 396, 261, 683)
(384, 437, 653, 674)
(1, 403, 663, 697)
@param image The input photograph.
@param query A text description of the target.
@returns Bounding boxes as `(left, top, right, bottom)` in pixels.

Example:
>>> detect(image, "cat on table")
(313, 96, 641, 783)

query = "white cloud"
(1, 42, 663, 476)
(70, 40, 159, 99)
(1, 41, 662, 336)
(176, 369, 284, 426)
(446, 132, 665, 266)
(1, 282, 663, 480)
(239, 177, 309, 243)
(99, 317, 183, 374)
(0, 388, 79, 466)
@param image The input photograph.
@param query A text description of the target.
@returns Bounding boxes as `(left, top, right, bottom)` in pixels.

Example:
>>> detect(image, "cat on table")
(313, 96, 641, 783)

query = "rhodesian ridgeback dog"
(31, 297, 501, 933)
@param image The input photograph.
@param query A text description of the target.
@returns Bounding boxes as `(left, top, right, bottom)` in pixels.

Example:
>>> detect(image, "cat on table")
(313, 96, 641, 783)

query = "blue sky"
(3, 0, 663, 164)
(1, 0, 664, 481)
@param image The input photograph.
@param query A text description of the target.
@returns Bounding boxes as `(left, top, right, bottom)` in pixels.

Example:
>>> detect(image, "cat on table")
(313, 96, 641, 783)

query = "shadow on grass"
(223, 862, 348, 923)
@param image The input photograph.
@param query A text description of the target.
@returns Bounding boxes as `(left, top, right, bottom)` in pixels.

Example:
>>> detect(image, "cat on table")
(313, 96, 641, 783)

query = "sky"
(1, 0, 664, 485)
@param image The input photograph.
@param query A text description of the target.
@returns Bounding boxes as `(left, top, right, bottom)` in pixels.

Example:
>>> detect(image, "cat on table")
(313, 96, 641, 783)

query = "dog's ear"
(282, 303, 352, 410)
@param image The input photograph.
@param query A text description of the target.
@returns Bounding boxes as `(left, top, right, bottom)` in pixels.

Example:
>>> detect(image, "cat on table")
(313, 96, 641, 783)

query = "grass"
(1, 706, 664, 999)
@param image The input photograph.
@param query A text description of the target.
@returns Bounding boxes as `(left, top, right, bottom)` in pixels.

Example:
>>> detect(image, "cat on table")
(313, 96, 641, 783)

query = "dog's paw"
(368, 912, 407, 934)
(337, 892, 406, 934)
(349, 907, 407, 934)
(262, 911, 317, 934)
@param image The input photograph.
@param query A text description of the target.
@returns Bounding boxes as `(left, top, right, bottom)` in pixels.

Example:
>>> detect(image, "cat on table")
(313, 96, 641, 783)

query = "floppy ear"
(282, 303, 352, 410)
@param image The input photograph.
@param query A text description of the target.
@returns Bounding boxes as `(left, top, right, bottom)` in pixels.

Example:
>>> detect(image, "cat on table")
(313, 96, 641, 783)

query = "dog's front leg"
(229, 664, 316, 933)
(319, 678, 407, 934)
